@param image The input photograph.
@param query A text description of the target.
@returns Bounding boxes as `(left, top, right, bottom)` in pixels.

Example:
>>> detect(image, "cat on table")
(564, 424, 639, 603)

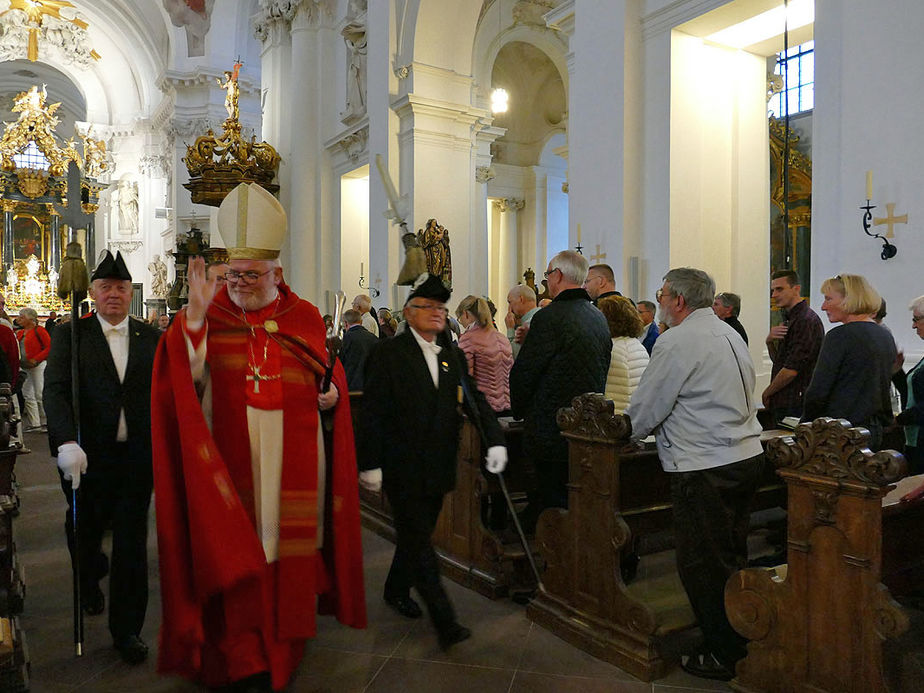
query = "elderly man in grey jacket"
(623, 267, 765, 682)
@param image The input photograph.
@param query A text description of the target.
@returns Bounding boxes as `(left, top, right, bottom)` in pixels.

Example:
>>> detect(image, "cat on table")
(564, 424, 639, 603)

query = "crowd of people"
(11, 182, 923, 692)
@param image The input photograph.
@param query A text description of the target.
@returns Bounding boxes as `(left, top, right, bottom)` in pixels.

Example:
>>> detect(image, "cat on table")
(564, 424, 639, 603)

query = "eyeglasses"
(656, 288, 672, 302)
(408, 303, 448, 314)
(914, 315, 923, 324)
(223, 269, 273, 284)
(543, 267, 561, 279)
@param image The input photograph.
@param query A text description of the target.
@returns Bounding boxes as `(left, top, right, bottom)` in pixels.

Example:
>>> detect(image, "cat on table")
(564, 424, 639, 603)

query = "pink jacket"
(458, 323, 513, 412)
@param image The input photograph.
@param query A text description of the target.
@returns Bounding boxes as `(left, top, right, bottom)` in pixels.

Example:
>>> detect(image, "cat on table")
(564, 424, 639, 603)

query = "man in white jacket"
(624, 267, 765, 682)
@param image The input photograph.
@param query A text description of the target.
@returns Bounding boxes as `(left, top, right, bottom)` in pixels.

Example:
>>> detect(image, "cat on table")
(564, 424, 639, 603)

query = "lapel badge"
(440, 360, 449, 373)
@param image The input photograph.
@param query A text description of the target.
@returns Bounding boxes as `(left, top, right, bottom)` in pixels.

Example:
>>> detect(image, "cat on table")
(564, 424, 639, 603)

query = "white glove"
(57, 442, 88, 489)
(485, 445, 508, 475)
(359, 468, 382, 493)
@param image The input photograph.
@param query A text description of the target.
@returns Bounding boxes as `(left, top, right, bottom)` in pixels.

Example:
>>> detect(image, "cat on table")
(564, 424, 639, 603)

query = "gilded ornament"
(264, 319, 279, 334)
(183, 62, 280, 206)
(17, 168, 48, 198)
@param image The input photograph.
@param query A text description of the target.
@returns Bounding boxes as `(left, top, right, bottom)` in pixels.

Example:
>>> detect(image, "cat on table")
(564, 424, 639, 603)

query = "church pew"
(351, 392, 538, 598)
(725, 418, 923, 693)
(526, 393, 787, 682)
(0, 384, 28, 692)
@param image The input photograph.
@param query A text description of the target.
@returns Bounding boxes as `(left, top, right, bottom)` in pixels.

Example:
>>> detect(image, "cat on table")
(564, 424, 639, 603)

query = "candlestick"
(360, 261, 364, 277)
(577, 223, 581, 244)
(866, 170, 873, 201)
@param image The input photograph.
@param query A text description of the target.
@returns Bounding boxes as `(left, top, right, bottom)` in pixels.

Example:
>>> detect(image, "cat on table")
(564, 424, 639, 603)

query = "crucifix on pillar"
(591, 244, 607, 263)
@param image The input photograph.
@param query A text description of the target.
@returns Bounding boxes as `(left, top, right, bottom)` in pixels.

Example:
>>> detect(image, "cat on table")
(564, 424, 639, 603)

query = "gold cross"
(873, 202, 908, 239)
(247, 365, 279, 393)
(591, 244, 607, 263)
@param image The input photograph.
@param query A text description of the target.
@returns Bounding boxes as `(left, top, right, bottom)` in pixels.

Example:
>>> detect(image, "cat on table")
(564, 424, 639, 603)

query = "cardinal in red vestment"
(151, 183, 366, 692)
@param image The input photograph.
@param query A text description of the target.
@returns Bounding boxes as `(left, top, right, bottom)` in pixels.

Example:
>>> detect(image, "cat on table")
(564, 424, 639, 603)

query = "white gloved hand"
(358, 468, 382, 493)
(485, 445, 508, 475)
(57, 442, 88, 489)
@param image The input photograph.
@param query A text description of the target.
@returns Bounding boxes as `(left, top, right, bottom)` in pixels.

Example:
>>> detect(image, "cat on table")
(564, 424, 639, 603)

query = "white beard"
(230, 287, 278, 312)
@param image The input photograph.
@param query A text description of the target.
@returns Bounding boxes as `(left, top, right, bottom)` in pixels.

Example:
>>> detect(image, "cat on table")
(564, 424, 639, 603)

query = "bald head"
(507, 284, 537, 318)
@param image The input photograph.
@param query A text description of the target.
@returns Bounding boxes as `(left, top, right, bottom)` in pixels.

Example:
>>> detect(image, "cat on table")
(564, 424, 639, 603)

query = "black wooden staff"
(57, 241, 89, 656)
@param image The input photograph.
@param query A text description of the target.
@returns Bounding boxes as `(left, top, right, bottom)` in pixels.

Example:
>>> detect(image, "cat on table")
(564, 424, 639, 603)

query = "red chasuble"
(152, 284, 366, 690)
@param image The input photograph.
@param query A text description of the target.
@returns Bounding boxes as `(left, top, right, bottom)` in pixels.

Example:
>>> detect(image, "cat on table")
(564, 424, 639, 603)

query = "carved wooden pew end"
(527, 394, 699, 682)
(726, 418, 919, 693)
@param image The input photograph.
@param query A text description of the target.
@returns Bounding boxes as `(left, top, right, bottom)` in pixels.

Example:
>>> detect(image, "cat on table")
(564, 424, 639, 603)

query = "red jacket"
(17, 325, 50, 363)
(0, 325, 19, 384)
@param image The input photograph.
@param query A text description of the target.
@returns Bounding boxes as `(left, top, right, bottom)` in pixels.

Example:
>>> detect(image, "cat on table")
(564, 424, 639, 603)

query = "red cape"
(151, 285, 366, 688)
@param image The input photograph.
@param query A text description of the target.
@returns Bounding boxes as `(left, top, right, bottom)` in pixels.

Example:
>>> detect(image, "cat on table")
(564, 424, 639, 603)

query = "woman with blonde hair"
(456, 295, 513, 413)
(802, 273, 896, 449)
(597, 296, 649, 414)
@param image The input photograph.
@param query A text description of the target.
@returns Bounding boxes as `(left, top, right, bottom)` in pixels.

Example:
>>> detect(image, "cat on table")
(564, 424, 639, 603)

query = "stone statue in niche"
(118, 179, 139, 235)
(340, 0, 367, 123)
(417, 218, 452, 289)
(148, 254, 169, 299)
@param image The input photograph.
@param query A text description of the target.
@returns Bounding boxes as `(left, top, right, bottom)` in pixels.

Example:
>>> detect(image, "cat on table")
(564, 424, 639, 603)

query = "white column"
(500, 197, 522, 299)
(255, 6, 293, 270)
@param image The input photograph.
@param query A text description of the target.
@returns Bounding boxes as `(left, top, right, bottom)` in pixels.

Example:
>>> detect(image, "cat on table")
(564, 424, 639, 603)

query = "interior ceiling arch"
(0, 60, 87, 140)
(0, 0, 172, 122)
(491, 40, 565, 167)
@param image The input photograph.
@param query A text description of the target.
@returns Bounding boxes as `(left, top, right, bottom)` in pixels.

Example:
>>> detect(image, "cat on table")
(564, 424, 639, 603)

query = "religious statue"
(6, 266, 18, 288)
(523, 267, 540, 301)
(217, 64, 241, 122)
(118, 179, 139, 234)
(417, 218, 452, 288)
(148, 254, 168, 299)
(341, 0, 367, 122)
(80, 128, 108, 178)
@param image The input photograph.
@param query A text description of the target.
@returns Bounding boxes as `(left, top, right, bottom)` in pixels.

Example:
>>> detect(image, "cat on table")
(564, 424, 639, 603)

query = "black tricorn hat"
(406, 272, 451, 305)
(90, 250, 132, 281)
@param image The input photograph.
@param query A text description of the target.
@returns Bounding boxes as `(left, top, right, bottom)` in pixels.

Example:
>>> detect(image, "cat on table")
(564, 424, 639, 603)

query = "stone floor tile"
(365, 658, 514, 693)
(509, 670, 652, 692)
(516, 623, 642, 681)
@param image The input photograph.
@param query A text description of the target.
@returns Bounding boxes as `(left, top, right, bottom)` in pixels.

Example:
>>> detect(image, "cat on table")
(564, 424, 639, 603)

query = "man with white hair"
(623, 267, 765, 681)
(44, 250, 161, 665)
(351, 293, 379, 336)
(152, 183, 366, 693)
(505, 283, 539, 358)
(510, 250, 611, 525)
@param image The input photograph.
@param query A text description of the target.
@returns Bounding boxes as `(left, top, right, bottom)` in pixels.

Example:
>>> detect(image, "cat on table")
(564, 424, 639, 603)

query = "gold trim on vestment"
(227, 247, 279, 260)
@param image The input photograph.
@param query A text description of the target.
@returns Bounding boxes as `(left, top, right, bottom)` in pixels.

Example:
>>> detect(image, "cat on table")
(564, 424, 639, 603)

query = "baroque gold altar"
(0, 85, 107, 293)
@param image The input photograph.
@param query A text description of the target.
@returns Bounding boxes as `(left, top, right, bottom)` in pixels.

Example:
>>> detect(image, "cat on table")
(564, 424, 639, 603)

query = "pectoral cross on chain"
(247, 365, 269, 393)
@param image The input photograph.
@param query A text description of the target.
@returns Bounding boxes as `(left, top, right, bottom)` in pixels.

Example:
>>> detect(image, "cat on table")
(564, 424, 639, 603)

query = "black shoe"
(384, 594, 423, 619)
(82, 585, 105, 615)
(114, 634, 149, 665)
(680, 651, 734, 681)
(437, 623, 471, 650)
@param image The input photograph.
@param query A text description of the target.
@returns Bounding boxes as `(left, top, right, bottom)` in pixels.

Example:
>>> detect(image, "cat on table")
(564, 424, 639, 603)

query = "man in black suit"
(44, 251, 161, 665)
(340, 308, 380, 390)
(360, 275, 507, 649)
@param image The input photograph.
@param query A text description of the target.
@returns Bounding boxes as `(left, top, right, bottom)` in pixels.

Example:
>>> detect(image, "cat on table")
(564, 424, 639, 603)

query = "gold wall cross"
(873, 202, 908, 239)
(591, 244, 607, 263)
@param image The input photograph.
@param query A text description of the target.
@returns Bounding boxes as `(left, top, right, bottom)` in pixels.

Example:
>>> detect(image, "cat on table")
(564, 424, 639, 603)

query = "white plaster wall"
(569, 0, 628, 286)
(669, 33, 770, 381)
(340, 174, 370, 298)
(812, 0, 924, 363)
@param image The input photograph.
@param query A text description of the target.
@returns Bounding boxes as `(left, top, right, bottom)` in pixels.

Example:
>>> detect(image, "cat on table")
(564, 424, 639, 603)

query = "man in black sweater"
(511, 250, 611, 521)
